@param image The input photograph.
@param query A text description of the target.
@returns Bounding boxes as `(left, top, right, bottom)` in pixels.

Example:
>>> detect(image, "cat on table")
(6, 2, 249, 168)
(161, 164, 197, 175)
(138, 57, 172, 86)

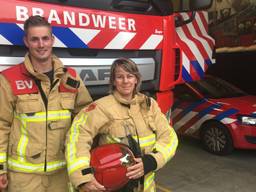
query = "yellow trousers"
(7, 169, 69, 192)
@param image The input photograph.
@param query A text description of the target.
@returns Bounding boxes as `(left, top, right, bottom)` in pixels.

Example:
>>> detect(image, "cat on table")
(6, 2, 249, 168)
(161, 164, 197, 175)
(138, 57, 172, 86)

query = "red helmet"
(90, 143, 135, 191)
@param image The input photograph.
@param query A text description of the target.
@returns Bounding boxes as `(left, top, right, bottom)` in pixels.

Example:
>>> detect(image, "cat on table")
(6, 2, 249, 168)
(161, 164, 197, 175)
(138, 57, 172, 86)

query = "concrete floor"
(155, 137, 256, 192)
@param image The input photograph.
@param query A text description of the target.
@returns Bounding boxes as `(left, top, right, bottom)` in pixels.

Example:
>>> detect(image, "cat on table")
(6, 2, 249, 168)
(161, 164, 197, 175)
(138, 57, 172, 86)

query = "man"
(0, 15, 92, 191)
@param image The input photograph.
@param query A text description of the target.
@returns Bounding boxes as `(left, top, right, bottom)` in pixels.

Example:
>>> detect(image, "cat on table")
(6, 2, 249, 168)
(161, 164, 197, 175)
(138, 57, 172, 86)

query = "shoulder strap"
(59, 67, 80, 93)
(1, 63, 38, 95)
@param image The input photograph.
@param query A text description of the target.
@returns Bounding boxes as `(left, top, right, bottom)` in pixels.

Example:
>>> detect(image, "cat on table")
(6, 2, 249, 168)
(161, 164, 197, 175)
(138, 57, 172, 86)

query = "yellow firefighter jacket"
(0, 54, 92, 175)
(66, 91, 178, 191)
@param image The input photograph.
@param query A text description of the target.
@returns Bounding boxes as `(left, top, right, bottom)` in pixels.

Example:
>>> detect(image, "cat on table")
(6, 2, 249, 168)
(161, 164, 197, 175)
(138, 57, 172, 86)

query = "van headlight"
(237, 115, 256, 125)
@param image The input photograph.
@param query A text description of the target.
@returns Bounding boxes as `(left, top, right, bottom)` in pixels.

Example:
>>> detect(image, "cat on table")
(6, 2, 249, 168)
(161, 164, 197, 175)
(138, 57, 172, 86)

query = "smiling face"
(24, 26, 54, 64)
(114, 66, 138, 101)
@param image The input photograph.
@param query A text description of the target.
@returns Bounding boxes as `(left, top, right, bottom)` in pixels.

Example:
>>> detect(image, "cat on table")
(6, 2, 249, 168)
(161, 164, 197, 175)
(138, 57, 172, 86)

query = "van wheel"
(201, 122, 233, 155)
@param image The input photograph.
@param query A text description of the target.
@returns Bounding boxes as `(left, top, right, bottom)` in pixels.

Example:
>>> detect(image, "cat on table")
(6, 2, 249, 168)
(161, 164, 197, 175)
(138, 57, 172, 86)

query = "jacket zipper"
(34, 78, 48, 172)
(31, 69, 60, 172)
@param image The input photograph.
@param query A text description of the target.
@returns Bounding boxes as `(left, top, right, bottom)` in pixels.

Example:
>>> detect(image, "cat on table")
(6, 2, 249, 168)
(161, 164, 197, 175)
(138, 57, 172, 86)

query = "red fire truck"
(0, 0, 213, 115)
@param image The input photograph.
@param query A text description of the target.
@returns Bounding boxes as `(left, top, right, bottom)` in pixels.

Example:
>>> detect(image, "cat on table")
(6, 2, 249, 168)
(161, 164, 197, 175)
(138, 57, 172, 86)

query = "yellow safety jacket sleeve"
(0, 75, 16, 174)
(148, 99, 178, 170)
(65, 103, 110, 188)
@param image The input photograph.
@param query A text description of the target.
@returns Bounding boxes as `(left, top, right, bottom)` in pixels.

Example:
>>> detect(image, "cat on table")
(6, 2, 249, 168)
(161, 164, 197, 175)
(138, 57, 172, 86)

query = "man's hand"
(79, 177, 105, 192)
(126, 158, 144, 179)
(0, 174, 8, 191)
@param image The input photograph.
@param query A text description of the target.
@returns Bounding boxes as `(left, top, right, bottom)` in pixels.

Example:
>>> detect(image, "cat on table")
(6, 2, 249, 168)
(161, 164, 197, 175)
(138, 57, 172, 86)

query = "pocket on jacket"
(60, 93, 75, 110)
(10, 143, 45, 164)
(110, 118, 132, 138)
(49, 121, 67, 130)
(148, 120, 157, 132)
(16, 94, 42, 114)
(143, 112, 157, 132)
(48, 121, 67, 158)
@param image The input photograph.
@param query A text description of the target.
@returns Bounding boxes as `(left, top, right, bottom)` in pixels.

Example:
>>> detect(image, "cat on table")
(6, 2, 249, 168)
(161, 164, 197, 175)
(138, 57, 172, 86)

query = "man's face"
(24, 26, 54, 63)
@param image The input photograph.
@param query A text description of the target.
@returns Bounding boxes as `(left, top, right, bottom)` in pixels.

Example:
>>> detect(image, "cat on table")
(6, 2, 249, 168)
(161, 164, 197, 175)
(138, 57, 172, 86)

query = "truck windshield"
(191, 76, 246, 99)
(34, 0, 212, 15)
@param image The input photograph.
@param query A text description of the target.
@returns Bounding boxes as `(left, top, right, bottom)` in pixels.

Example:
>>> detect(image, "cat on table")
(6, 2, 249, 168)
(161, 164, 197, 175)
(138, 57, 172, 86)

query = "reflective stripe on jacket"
(0, 54, 92, 174)
(66, 91, 178, 191)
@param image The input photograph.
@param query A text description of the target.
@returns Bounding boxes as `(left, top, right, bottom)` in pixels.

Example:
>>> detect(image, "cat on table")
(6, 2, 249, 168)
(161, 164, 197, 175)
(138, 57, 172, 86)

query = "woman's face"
(114, 66, 138, 101)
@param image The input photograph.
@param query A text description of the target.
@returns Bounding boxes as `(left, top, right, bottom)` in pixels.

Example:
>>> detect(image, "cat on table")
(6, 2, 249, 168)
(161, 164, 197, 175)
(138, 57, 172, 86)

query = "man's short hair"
(24, 15, 52, 36)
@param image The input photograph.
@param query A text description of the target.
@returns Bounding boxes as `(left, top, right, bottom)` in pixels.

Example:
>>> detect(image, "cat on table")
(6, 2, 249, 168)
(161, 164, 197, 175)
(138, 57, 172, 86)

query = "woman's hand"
(126, 158, 144, 179)
(78, 177, 105, 192)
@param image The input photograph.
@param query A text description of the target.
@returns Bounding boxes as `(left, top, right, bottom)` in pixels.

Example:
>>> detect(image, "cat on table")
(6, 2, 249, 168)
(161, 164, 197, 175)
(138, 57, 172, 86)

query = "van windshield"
(190, 76, 246, 99)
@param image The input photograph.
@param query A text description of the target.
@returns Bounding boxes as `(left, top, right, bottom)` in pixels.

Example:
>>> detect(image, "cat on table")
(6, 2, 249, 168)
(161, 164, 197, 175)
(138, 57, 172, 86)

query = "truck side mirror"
(173, 0, 212, 12)
(174, 0, 213, 27)
(175, 12, 196, 27)
(189, 0, 213, 11)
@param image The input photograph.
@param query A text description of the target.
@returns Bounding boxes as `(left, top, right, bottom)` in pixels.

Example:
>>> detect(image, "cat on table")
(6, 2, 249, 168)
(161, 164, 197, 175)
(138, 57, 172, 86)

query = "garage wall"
(207, 51, 256, 95)
(208, 0, 256, 52)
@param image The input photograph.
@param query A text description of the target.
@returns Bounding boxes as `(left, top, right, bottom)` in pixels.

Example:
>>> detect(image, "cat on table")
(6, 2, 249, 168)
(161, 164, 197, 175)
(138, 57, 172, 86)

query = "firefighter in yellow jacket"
(0, 16, 92, 192)
(66, 58, 178, 192)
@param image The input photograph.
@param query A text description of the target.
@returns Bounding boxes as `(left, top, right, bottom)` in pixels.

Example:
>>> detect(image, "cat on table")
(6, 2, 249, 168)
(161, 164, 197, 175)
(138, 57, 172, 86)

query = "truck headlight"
(237, 115, 256, 125)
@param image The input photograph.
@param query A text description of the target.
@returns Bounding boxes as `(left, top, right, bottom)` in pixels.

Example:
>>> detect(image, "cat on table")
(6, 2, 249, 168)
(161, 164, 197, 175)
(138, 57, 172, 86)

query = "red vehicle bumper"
(229, 123, 256, 149)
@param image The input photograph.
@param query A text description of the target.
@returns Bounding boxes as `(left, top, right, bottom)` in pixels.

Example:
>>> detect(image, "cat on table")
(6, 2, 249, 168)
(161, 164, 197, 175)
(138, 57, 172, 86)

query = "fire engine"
(0, 0, 213, 115)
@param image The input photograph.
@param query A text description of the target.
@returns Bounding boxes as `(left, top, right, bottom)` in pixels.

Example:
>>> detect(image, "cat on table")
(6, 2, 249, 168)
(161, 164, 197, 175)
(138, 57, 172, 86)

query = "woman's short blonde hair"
(109, 58, 142, 94)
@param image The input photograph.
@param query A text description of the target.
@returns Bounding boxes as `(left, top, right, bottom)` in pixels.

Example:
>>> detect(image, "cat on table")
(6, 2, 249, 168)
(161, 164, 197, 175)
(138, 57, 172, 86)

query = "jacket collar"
(23, 53, 65, 80)
(113, 91, 146, 106)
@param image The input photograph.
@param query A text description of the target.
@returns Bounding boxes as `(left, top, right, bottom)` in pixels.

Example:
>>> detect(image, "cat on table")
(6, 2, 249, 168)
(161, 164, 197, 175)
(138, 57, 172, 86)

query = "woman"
(66, 58, 178, 192)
